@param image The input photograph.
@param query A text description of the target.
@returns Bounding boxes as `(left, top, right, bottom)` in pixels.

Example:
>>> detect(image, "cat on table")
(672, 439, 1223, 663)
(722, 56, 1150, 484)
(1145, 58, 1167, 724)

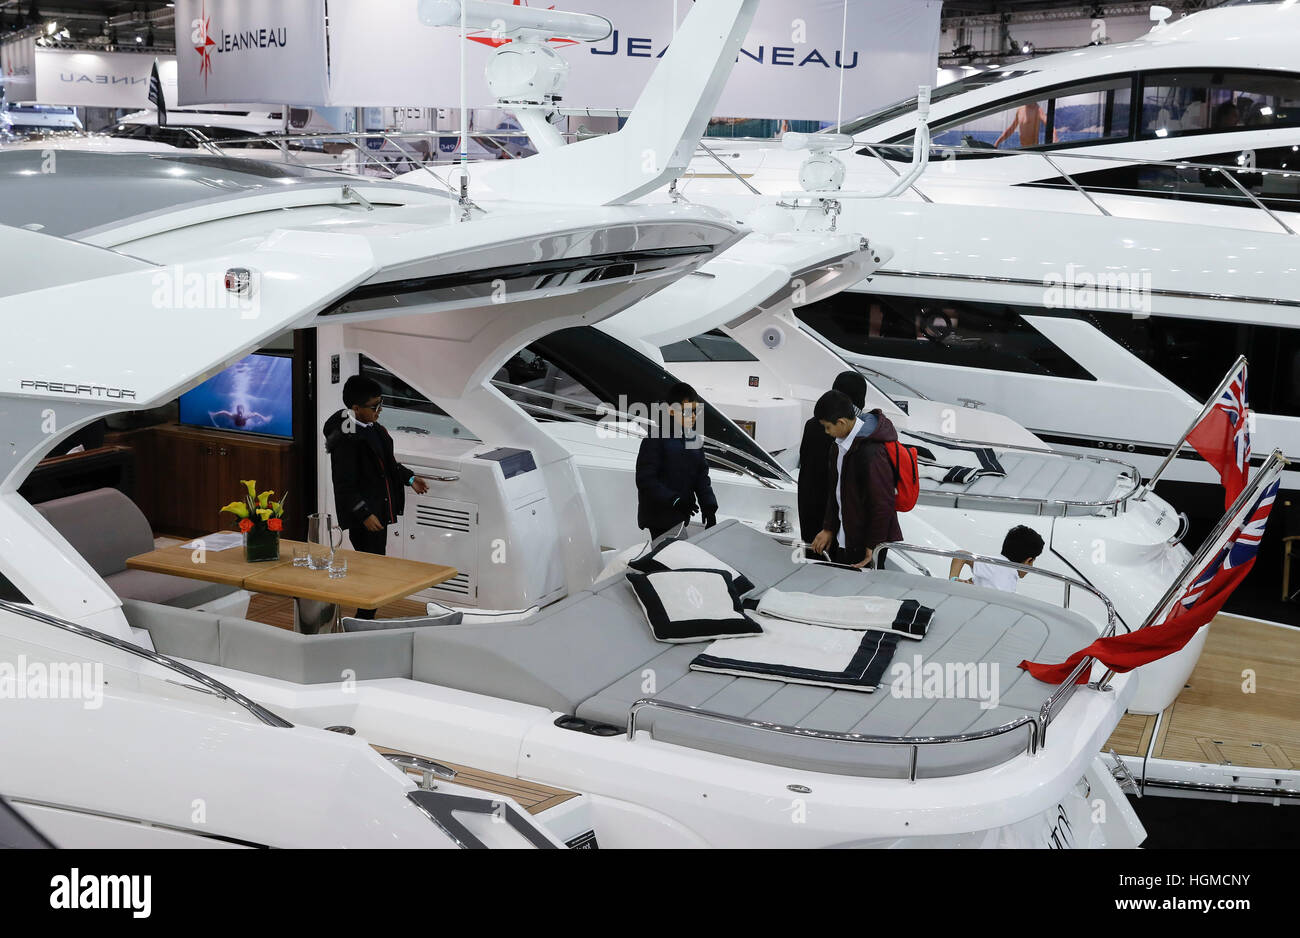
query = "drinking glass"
(292, 545, 310, 567)
(328, 557, 348, 580)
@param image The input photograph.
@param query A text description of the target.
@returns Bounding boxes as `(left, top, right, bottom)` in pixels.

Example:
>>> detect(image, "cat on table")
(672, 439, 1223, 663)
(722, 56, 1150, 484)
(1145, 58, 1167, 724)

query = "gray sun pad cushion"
(921, 451, 1128, 508)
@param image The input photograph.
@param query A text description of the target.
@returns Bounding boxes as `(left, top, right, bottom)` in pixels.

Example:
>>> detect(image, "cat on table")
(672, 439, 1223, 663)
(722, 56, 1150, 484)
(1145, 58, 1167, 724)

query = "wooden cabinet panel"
(114, 425, 300, 539)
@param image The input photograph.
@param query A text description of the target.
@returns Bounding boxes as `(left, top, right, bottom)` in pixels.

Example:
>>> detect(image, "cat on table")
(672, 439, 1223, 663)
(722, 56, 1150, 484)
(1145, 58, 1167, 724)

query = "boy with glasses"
(323, 375, 429, 618)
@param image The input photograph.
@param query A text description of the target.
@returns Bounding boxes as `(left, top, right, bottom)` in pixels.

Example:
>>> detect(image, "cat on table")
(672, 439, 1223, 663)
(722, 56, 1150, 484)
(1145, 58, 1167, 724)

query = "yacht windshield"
(828, 69, 1039, 136)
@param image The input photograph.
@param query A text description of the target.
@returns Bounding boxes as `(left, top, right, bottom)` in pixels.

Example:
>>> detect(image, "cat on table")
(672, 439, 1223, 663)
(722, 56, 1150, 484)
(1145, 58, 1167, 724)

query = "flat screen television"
(179, 352, 293, 438)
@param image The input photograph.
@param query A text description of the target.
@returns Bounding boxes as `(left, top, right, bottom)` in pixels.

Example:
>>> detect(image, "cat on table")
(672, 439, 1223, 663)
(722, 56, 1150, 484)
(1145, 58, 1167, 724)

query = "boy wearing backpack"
(809, 390, 906, 568)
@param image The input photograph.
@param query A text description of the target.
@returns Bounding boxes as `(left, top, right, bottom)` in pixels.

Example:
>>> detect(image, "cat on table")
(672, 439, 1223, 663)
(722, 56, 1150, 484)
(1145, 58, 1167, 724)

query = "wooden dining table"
(126, 537, 458, 633)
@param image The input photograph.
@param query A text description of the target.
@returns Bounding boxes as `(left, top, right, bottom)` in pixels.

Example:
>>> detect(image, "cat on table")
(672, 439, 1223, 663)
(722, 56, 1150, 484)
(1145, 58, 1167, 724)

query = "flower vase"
(244, 524, 281, 563)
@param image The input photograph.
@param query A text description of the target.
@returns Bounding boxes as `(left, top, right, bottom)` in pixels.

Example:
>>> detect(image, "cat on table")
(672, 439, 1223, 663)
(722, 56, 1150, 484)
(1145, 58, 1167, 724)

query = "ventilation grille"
(432, 572, 472, 596)
(416, 505, 472, 533)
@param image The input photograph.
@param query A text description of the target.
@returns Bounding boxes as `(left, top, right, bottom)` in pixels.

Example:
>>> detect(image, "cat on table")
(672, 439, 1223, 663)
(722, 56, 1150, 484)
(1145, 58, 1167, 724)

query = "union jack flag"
(1178, 476, 1278, 611)
(1187, 360, 1251, 510)
(1021, 456, 1283, 685)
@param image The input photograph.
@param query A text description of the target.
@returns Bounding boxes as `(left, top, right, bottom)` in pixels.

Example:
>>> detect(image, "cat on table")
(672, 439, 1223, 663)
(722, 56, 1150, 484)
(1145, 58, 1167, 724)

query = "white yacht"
(660, 0, 1300, 499)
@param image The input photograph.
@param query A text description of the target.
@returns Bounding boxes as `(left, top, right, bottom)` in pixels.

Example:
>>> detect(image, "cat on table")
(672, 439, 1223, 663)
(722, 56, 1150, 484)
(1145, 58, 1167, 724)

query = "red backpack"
(884, 440, 921, 512)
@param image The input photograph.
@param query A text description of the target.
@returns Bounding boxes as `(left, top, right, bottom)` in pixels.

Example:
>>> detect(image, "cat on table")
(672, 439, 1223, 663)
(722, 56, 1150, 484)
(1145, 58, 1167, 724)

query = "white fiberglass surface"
(0, 611, 263, 726)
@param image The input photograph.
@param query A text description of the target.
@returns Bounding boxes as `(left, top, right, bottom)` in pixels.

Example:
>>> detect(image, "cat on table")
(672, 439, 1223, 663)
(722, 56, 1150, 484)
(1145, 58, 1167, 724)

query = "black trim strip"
(1031, 430, 1275, 468)
(323, 246, 714, 315)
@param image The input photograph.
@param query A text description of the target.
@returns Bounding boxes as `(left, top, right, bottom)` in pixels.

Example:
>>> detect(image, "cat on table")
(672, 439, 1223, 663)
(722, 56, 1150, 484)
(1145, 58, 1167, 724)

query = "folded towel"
(690, 616, 900, 693)
(756, 590, 934, 640)
(918, 462, 1001, 486)
(903, 430, 1007, 488)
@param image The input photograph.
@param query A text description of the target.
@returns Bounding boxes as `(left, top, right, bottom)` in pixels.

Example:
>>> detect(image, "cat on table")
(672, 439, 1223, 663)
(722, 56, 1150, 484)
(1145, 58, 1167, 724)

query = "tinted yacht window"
(1141, 70, 1300, 139)
(796, 293, 1094, 380)
(924, 77, 1134, 151)
(832, 69, 1038, 136)
(662, 330, 759, 362)
(1022, 144, 1300, 212)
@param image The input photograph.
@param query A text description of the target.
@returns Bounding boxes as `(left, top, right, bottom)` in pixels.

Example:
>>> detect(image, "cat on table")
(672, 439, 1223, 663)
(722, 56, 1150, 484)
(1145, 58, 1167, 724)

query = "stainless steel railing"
(0, 598, 292, 729)
(904, 429, 1144, 517)
(854, 140, 1299, 236)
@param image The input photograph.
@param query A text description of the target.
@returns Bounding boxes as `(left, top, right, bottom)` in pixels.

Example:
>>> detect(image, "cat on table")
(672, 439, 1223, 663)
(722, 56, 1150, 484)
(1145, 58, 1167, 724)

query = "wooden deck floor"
(1103, 614, 1300, 770)
(373, 746, 579, 816)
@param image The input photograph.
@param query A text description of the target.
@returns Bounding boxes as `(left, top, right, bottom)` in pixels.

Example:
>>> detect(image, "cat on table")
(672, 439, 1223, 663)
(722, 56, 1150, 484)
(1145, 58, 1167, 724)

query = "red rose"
(238, 519, 254, 533)
(267, 518, 283, 532)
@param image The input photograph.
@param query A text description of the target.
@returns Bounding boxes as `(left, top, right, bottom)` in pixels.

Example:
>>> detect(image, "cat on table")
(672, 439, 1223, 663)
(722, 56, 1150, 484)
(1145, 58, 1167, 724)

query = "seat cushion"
(119, 599, 221, 665)
(106, 568, 237, 610)
(34, 487, 156, 577)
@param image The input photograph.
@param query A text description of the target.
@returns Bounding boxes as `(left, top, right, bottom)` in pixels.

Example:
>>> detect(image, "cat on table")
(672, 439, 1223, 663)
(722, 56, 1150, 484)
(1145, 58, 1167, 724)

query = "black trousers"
(348, 523, 389, 619)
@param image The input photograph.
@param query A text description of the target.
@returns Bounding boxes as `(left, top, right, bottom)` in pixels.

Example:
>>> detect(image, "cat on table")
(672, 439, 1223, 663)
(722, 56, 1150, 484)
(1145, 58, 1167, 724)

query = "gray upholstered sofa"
(35, 487, 245, 612)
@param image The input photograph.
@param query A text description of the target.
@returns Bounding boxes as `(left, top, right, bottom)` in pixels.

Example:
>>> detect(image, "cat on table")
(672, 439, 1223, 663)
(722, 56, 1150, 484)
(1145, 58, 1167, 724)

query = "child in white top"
(947, 525, 1046, 594)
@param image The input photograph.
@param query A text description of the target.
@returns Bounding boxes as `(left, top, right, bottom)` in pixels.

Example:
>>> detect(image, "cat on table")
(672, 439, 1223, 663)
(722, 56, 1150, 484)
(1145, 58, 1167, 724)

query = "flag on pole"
(148, 58, 167, 128)
(1187, 360, 1250, 510)
(1020, 456, 1283, 685)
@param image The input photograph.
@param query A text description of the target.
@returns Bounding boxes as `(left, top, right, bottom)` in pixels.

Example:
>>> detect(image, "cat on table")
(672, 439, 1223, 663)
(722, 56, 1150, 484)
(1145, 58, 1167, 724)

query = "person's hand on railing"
(809, 529, 834, 555)
(703, 511, 717, 529)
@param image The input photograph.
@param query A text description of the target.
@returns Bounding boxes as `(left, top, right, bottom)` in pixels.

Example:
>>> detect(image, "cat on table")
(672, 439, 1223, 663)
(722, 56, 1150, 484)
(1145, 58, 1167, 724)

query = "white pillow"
(626, 569, 762, 643)
(627, 540, 756, 595)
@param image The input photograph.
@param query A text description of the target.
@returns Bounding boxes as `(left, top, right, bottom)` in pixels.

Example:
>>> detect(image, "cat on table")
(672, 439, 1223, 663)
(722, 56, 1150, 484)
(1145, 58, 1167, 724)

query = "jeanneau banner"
(0, 34, 37, 104)
(174, 0, 328, 106)
(34, 51, 177, 109)
(326, 0, 942, 119)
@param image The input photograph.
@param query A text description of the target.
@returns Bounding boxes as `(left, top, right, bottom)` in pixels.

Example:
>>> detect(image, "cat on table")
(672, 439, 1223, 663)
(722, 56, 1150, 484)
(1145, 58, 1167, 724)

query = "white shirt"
(972, 560, 1020, 593)
(834, 417, 864, 549)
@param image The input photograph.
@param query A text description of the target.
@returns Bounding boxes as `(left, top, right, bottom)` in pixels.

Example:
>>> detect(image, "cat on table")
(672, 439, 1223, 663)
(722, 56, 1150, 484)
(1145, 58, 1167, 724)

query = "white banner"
(34, 51, 177, 109)
(0, 35, 37, 104)
(174, 0, 328, 106)
(327, 0, 942, 120)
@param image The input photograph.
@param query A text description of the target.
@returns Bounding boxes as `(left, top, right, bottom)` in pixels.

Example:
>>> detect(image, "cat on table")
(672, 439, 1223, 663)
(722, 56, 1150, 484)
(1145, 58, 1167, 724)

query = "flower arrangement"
(221, 480, 287, 562)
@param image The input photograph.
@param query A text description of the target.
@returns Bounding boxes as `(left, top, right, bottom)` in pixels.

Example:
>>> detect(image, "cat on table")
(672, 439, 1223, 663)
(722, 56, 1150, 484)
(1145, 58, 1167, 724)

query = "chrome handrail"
(870, 540, 1124, 742)
(869, 140, 1299, 236)
(491, 379, 794, 483)
(905, 429, 1143, 515)
(872, 540, 1124, 630)
(625, 697, 1039, 783)
(0, 598, 292, 729)
(692, 141, 761, 195)
(851, 362, 933, 402)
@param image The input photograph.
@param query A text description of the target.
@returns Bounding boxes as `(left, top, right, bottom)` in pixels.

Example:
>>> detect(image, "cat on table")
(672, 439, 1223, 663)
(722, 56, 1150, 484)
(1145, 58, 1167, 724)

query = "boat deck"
(1104, 614, 1300, 771)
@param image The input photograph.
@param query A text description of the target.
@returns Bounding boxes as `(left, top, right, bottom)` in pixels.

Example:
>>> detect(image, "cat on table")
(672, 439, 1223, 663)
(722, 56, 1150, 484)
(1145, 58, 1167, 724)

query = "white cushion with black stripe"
(627, 539, 756, 595)
(626, 569, 762, 643)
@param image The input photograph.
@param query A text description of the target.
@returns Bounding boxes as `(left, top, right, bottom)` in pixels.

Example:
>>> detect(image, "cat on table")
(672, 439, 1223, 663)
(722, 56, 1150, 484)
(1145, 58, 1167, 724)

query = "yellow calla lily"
(255, 508, 273, 522)
(257, 490, 274, 509)
(241, 479, 257, 499)
(270, 501, 283, 516)
(220, 501, 250, 519)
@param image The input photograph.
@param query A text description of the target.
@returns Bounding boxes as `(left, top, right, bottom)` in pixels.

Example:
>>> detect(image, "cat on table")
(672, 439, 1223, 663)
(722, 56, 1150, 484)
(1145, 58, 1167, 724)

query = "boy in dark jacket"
(635, 382, 718, 539)
(808, 389, 903, 568)
(323, 375, 428, 618)
(798, 370, 869, 547)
